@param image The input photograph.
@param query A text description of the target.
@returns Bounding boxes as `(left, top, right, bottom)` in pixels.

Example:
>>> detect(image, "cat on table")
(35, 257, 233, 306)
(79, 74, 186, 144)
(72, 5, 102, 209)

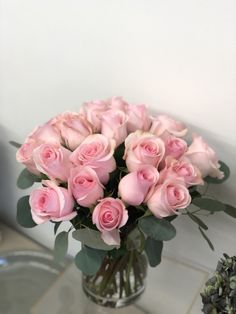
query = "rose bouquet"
(13, 97, 236, 308)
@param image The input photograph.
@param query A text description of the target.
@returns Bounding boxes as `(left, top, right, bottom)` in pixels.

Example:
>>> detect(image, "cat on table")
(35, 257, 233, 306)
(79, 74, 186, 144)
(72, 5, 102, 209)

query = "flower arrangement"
(13, 97, 236, 307)
(201, 254, 236, 314)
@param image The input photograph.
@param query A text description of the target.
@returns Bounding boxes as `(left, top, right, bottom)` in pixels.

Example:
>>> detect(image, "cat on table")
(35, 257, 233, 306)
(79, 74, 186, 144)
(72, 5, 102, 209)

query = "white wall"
(0, 0, 236, 270)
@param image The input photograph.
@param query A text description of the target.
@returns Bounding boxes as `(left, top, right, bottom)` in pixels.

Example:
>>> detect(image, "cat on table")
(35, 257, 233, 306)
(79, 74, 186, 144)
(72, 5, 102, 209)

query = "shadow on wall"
(0, 124, 18, 226)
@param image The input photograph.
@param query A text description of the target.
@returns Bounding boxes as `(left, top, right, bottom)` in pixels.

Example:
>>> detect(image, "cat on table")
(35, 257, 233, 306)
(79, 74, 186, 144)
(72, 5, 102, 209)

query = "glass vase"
(82, 249, 148, 309)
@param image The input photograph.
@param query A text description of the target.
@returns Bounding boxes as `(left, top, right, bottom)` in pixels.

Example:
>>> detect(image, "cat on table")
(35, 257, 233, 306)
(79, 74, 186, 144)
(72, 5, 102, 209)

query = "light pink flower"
(147, 179, 191, 218)
(126, 104, 151, 133)
(69, 134, 116, 184)
(29, 180, 76, 224)
(68, 166, 104, 207)
(149, 114, 187, 138)
(159, 157, 203, 187)
(101, 109, 128, 147)
(164, 135, 187, 159)
(118, 165, 159, 205)
(53, 112, 93, 150)
(27, 122, 62, 146)
(80, 99, 109, 132)
(184, 134, 224, 178)
(16, 139, 41, 175)
(108, 96, 128, 112)
(92, 197, 128, 246)
(33, 143, 71, 182)
(124, 131, 165, 172)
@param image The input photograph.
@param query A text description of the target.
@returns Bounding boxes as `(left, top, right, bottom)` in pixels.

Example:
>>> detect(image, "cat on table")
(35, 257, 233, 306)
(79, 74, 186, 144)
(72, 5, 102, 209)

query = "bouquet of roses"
(13, 97, 235, 307)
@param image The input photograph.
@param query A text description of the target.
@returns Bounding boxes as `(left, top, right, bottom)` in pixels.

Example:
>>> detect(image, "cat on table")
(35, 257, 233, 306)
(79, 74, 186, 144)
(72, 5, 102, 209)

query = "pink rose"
(118, 165, 159, 206)
(92, 197, 128, 246)
(29, 180, 76, 224)
(147, 179, 191, 218)
(28, 121, 62, 146)
(68, 166, 104, 207)
(124, 131, 165, 172)
(108, 96, 128, 112)
(149, 114, 187, 138)
(126, 104, 151, 133)
(16, 139, 41, 175)
(70, 134, 116, 184)
(53, 112, 93, 150)
(33, 143, 71, 182)
(80, 99, 109, 132)
(159, 157, 203, 187)
(101, 109, 128, 147)
(164, 135, 187, 159)
(184, 134, 224, 178)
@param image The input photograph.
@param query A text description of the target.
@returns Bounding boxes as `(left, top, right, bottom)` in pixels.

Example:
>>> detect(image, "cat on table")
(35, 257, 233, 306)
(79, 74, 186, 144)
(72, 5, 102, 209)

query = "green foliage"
(198, 227, 214, 251)
(192, 198, 225, 212)
(54, 231, 68, 262)
(187, 212, 208, 230)
(204, 161, 230, 184)
(16, 195, 36, 228)
(145, 237, 163, 267)
(17, 168, 41, 189)
(9, 141, 21, 148)
(126, 227, 145, 252)
(74, 246, 107, 275)
(53, 222, 62, 235)
(72, 228, 116, 251)
(224, 204, 236, 219)
(138, 216, 176, 241)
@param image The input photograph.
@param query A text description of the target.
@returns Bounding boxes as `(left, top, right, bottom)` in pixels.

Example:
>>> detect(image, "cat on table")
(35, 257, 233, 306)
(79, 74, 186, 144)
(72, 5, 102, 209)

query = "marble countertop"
(0, 223, 208, 314)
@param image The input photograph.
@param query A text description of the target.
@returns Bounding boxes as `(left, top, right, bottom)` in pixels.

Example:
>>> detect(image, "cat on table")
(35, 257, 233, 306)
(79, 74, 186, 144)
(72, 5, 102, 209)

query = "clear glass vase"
(82, 249, 148, 309)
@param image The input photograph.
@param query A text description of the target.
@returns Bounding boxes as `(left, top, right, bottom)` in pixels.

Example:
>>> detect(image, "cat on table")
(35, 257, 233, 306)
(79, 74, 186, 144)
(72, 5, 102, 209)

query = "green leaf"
(198, 227, 214, 251)
(16, 195, 36, 228)
(9, 141, 21, 148)
(54, 231, 68, 262)
(145, 237, 163, 267)
(72, 228, 116, 251)
(74, 246, 107, 275)
(187, 212, 208, 230)
(17, 168, 41, 189)
(204, 161, 230, 184)
(192, 198, 225, 212)
(126, 227, 145, 252)
(224, 204, 236, 219)
(138, 216, 176, 241)
(54, 222, 62, 235)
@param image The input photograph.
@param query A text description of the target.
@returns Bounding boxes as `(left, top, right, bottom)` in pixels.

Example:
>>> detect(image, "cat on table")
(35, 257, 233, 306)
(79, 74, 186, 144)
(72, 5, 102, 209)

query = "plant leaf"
(9, 141, 21, 148)
(145, 237, 163, 267)
(54, 231, 68, 262)
(198, 227, 214, 251)
(54, 222, 62, 235)
(72, 228, 116, 251)
(17, 168, 41, 189)
(126, 227, 145, 252)
(187, 212, 208, 230)
(16, 195, 36, 228)
(74, 246, 107, 275)
(138, 216, 176, 241)
(224, 204, 236, 219)
(192, 198, 225, 212)
(204, 161, 230, 184)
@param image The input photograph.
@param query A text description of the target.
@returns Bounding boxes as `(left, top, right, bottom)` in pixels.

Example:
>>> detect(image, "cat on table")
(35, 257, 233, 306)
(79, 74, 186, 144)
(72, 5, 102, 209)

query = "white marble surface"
(0, 223, 210, 313)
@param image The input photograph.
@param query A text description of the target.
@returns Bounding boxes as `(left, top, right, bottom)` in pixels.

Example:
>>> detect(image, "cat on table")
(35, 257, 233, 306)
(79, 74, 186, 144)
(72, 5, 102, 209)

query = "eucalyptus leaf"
(9, 141, 21, 148)
(145, 237, 163, 267)
(17, 168, 41, 189)
(224, 204, 236, 219)
(54, 222, 62, 235)
(74, 246, 107, 275)
(126, 227, 145, 251)
(16, 195, 36, 228)
(138, 216, 176, 241)
(54, 231, 68, 262)
(187, 212, 208, 230)
(192, 198, 225, 212)
(204, 161, 230, 184)
(199, 227, 214, 251)
(72, 228, 116, 251)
